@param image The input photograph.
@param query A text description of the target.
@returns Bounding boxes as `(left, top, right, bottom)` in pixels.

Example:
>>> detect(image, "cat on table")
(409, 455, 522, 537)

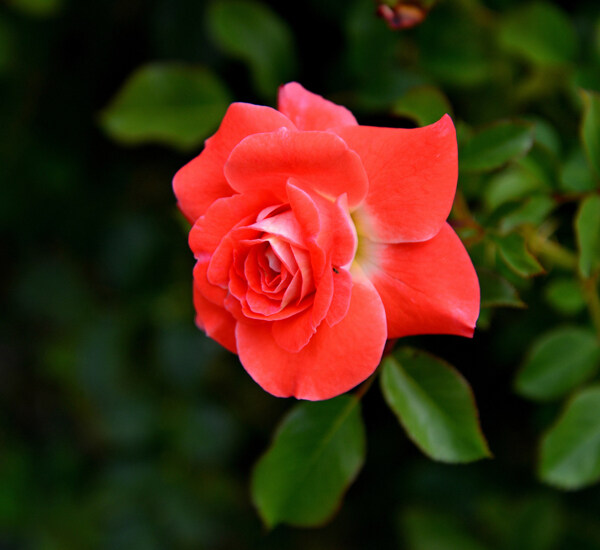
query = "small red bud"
(375, 1, 430, 30)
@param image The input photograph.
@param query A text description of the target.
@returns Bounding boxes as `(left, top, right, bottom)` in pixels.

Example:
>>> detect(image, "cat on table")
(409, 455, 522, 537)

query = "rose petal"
(362, 223, 480, 338)
(290, 246, 315, 300)
(236, 275, 387, 400)
(271, 308, 316, 353)
(280, 271, 302, 308)
(326, 267, 352, 327)
(206, 231, 259, 287)
(278, 82, 358, 131)
(250, 209, 305, 247)
(237, 296, 312, 322)
(193, 257, 228, 306)
(193, 279, 237, 353)
(311, 265, 334, 327)
(286, 182, 320, 238)
(267, 237, 298, 274)
(189, 192, 274, 255)
(287, 181, 357, 271)
(335, 115, 458, 243)
(224, 128, 368, 208)
(244, 246, 265, 294)
(245, 286, 285, 316)
(173, 103, 295, 223)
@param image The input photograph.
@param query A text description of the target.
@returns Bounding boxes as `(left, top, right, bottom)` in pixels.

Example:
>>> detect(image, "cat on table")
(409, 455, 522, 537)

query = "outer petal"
(335, 115, 458, 243)
(224, 128, 368, 208)
(173, 103, 295, 223)
(362, 223, 480, 338)
(193, 277, 237, 353)
(236, 275, 387, 400)
(193, 257, 228, 306)
(278, 82, 358, 131)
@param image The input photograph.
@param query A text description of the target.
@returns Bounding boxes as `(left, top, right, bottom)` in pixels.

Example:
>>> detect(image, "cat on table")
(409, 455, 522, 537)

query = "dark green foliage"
(251, 396, 365, 528)
(381, 349, 490, 463)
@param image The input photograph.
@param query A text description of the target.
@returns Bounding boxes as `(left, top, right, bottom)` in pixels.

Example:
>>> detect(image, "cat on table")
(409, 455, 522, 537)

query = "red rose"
(173, 83, 479, 400)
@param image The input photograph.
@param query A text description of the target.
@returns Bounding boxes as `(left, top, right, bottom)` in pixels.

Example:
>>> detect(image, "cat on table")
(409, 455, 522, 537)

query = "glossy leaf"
(499, 2, 577, 66)
(479, 268, 525, 308)
(393, 86, 453, 126)
(100, 63, 231, 150)
(493, 232, 544, 277)
(515, 327, 600, 401)
(208, 0, 297, 98)
(460, 121, 534, 173)
(580, 89, 600, 178)
(539, 386, 600, 489)
(575, 194, 600, 278)
(251, 396, 365, 528)
(381, 348, 490, 463)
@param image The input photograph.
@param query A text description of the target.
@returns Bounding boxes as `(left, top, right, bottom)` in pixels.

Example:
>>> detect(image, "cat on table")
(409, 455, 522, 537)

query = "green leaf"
(517, 143, 560, 190)
(529, 116, 561, 154)
(479, 268, 525, 308)
(100, 63, 231, 151)
(484, 166, 545, 211)
(460, 121, 534, 173)
(580, 89, 600, 178)
(560, 147, 597, 192)
(499, 195, 556, 233)
(515, 327, 600, 401)
(392, 86, 453, 126)
(575, 194, 600, 278)
(400, 509, 488, 550)
(499, 2, 577, 66)
(208, 0, 297, 99)
(381, 348, 490, 463)
(251, 396, 365, 528)
(493, 232, 544, 277)
(544, 278, 586, 316)
(539, 385, 600, 489)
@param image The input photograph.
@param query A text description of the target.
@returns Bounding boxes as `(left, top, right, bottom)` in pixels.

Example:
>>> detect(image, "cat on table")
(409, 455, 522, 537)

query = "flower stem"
(524, 227, 577, 271)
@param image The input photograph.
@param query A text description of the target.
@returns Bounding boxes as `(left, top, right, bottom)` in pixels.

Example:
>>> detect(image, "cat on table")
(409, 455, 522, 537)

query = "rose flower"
(173, 83, 479, 400)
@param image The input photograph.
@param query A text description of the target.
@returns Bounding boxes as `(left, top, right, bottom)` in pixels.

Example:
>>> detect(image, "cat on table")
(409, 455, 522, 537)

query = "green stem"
(525, 228, 577, 271)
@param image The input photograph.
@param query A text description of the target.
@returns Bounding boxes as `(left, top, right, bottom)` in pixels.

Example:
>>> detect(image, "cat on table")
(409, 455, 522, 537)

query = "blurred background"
(2, 0, 600, 547)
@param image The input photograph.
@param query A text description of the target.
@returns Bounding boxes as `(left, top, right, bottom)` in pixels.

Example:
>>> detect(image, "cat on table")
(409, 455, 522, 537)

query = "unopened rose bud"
(375, 0, 432, 30)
